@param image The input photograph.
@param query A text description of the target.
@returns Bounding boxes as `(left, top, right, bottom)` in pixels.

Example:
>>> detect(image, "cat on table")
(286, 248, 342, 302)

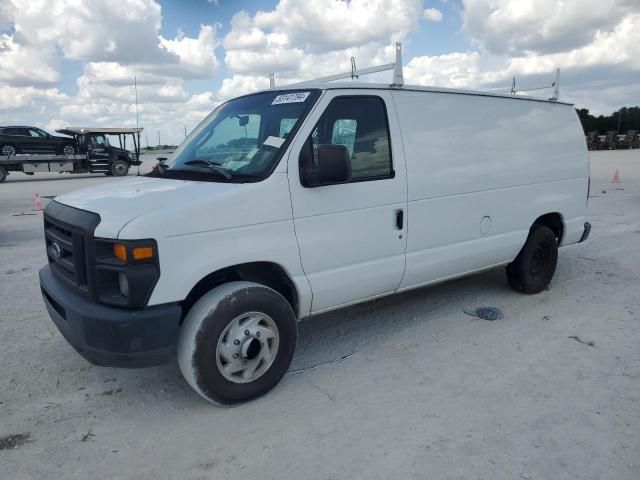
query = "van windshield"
(152, 89, 320, 182)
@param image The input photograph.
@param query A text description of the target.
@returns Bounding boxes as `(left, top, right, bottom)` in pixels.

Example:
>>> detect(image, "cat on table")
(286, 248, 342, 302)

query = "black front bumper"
(40, 265, 181, 368)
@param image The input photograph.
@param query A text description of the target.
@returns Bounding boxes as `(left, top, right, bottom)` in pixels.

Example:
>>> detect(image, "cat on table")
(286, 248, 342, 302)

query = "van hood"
(55, 176, 243, 238)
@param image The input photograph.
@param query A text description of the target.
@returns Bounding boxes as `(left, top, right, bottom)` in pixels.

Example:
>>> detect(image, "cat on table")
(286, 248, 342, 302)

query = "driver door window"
(91, 135, 108, 146)
(308, 96, 393, 182)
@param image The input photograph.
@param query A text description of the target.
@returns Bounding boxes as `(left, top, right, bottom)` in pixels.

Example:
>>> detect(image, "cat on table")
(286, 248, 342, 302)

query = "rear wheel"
(507, 225, 558, 294)
(0, 166, 7, 183)
(1, 144, 16, 157)
(111, 159, 129, 176)
(178, 281, 297, 404)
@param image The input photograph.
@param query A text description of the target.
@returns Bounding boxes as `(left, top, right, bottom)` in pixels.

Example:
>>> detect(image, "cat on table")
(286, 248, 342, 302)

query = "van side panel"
(391, 91, 588, 290)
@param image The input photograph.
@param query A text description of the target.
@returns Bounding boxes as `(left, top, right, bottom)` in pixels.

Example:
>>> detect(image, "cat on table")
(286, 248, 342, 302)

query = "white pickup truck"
(39, 82, 590, 404)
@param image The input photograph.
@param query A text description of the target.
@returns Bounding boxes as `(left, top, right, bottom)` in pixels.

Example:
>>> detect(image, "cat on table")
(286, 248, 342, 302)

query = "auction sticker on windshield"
(263, 136, 285, 148)
(271, 92, 310, 105)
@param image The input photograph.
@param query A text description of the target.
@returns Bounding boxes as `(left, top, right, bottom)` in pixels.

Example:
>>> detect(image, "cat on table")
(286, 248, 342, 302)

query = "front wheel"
(177, 281, 297, 404)
(111, 159, 129, 176)
(1, 144, 16, 157)
(506, 225, 558, 294)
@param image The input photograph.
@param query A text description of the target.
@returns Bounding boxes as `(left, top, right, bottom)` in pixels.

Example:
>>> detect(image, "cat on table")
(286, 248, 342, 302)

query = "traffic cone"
(33, 193, 44, 211)
(612, 169, 620, 183)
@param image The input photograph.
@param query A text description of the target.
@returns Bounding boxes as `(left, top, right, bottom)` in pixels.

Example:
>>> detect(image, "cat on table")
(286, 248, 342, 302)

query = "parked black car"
(0, 126, 76, 156)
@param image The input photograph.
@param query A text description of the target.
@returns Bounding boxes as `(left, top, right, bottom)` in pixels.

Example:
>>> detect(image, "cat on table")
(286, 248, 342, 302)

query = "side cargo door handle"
(395, 209, 404, 230)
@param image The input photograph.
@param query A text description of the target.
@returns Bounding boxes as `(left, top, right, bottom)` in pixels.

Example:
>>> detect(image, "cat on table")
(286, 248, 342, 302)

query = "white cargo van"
(39, 79, 590, 404)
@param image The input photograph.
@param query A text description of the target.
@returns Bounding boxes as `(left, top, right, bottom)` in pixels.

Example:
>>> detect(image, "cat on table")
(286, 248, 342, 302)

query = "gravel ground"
(1, 150, 639, 480)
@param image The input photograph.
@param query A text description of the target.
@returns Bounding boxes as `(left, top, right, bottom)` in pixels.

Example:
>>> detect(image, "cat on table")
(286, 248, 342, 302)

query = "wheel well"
(181, 262, 299, 321)
(533, 212, 564, 243)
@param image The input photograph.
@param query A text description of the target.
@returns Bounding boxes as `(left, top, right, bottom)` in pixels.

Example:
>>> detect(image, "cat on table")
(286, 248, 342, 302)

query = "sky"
(0, 0, 638, 145)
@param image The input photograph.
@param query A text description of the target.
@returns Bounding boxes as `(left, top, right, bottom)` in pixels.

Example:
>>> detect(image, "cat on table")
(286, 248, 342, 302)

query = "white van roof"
(264, 82, 574, 107)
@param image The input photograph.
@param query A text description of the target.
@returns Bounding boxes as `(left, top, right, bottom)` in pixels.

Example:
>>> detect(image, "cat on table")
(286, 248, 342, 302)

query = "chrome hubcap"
(63, 145, 74, 155)
(114, 163, 126, 175)
(216, 312, 279, 383)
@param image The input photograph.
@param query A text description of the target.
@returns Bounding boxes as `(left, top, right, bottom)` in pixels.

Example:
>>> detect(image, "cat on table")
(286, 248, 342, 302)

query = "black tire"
(178, 281, 297, 404)
(61, 144, 76, 155)
(0, 166, 7, 183)
(1, 144, 17, 157)
(506, 225, 558, 294)
(111, 159, 129, 176)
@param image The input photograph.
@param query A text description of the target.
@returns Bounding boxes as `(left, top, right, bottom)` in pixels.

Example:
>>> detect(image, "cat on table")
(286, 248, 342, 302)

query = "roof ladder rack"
(269, 42, 404, 88)
(549, 68, 560, 101)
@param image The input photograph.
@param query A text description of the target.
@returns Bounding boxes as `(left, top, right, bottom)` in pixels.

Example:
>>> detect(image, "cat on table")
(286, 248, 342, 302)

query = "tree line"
(576, 106, 640, 135)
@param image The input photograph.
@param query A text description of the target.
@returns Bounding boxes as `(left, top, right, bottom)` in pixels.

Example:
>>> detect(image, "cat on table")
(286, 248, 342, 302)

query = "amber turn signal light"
(132, 246, 154, 260)
(113, 243, 127, 262)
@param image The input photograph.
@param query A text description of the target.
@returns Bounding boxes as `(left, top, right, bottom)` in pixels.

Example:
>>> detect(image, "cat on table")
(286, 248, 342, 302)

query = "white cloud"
(404, 10, 640, 114)
(424, 8, 443, 22)
(3, 0, 219, 78)
(223, 11, 268, 50)
(0, 33, 59, 87)
(0, 0, 14, 29)
(462, 0, 640, 55)
(0, 84, 67, 110)
(218, 75, 270, 101)
(225, 43, 304, 75)
(226, 0, 423, 55)
(10, 0, 164, 63)
(405, 52, 480, 88)
(159, 24, 220, 78)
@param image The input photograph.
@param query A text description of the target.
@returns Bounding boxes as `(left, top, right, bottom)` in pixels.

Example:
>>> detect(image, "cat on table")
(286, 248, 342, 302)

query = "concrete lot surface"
(1, 151, 639, 479)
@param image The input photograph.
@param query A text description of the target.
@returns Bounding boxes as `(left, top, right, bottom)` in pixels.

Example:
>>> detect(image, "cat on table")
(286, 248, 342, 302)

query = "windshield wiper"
(184, 160, 233, 180)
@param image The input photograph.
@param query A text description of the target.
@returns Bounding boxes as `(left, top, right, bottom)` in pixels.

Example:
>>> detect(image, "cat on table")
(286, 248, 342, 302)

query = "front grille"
(43, 201, 100, 296)
(45, 216, 87, 287)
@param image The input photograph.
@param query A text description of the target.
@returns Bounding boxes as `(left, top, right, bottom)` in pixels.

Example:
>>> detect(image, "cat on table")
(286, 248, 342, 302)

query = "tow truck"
(0, 127, 143, 183)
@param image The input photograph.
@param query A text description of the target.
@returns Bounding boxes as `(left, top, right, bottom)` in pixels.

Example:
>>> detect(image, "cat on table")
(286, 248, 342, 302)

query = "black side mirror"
(155, 157, 168, 173)
(301, 144, 352, 187)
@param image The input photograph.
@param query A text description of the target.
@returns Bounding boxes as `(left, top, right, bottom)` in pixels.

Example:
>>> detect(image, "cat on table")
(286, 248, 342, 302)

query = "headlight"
(118, 272, 129, 298)
(94, 238, 160, 308)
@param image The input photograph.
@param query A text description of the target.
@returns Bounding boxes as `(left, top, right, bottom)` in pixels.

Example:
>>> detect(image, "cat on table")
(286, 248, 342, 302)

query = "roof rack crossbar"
(272, 42, 404, 88)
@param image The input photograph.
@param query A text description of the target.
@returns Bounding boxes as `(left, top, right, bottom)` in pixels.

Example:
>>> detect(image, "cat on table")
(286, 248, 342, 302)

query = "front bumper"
(40, 264, 181, 368)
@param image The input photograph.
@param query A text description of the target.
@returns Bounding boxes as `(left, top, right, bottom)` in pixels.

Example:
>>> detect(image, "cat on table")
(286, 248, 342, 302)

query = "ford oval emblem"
(51, 242, 62, 259)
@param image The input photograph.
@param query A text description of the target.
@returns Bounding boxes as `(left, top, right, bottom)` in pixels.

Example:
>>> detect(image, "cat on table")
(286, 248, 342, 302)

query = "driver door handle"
(395, 209, 404, 230)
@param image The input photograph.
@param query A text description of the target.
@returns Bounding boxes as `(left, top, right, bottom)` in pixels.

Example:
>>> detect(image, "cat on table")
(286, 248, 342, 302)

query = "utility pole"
(145, 132, 149, 148)
(157, 130, 161, 147)
(617, 109, 622, 133)
(134, 75, 139, 130)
